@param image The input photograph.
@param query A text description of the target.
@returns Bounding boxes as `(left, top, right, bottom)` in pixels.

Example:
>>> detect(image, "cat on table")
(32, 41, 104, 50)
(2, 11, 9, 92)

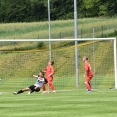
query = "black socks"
(17, 90, 24, 94)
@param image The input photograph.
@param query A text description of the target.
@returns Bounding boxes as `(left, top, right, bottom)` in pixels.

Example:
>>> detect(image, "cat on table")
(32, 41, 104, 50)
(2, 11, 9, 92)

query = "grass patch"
(0, 90, 117, 117)
(0, 17, 117, 39)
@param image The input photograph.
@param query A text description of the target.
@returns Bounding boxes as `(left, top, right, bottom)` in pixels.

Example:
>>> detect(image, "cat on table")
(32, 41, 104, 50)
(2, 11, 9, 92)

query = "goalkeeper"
(13, 71, 48, 95)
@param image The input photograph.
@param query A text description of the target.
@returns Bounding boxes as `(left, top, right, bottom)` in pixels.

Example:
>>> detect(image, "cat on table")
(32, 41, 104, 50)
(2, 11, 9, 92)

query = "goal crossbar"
(0, 38, 116, 42)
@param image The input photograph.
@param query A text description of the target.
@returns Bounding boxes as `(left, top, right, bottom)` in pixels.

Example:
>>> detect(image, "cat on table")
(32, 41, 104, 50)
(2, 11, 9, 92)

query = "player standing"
(83, 56, 93, 92)
(13, 71, 48, 95)
(42, 60, 55, 93)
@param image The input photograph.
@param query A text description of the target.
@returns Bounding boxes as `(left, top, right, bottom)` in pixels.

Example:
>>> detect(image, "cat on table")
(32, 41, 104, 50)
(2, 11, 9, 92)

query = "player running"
(83, 56, 93, 92)
(13, 71, 48, 95)
(42, 60, 55, 94)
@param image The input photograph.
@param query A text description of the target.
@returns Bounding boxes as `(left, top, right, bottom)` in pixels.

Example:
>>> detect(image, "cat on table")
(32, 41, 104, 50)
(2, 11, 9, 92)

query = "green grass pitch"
(0, 89, 117, 117)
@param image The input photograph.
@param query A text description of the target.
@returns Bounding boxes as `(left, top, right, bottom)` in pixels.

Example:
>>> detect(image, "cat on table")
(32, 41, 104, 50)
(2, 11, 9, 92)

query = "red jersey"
(84, 61, 93, 77)
(45, 65, 54, 80)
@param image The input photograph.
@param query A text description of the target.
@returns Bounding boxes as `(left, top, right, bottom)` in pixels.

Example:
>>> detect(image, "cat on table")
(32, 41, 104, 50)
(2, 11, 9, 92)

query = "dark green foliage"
(0, 0, 48, 22)
(51, 0, 74, 20)
(0, 0, 117, 23)
(37, 42, 45, 48)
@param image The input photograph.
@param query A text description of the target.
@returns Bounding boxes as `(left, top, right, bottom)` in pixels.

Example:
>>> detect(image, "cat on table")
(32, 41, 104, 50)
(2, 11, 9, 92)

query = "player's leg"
(28, 85, 37, 94)
(48, 80, 55, 93)
(34, 86, 40, 92)
(88, 75, 93, 91)
(13, 87, 30, 95)
(85, 76, 92, 92)
(88, 82, 91, 89)
(42, 84, 47, 94)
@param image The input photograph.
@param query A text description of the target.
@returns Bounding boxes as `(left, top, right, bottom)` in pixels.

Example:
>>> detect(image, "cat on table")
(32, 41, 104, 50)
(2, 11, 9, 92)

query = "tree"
(81, 0, 101, 17)
(30, 0, 48, 21)
(1, 0, 32, 22)
(106, 0, 117, 16)
(0, 0, 117, 23)
(50, 0, 74, 20)
(0, 0, 48, 22)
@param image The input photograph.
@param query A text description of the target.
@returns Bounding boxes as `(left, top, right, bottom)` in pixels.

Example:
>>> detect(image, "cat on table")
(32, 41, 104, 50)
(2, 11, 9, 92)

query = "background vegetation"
(0, 0, 117, 23)
(0, 17, 117, 39)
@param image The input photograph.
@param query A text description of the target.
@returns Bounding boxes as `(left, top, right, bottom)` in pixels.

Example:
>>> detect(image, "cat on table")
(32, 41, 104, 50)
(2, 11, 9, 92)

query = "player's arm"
(43, 70, 46, 73)
(47, 67, 54, 78)
(47, 72, 54, 77)
(84, 70, 88, 77)
(43, 68, 47, 73)
(84, 64, 88, 77)
(33, 75, 38, 78)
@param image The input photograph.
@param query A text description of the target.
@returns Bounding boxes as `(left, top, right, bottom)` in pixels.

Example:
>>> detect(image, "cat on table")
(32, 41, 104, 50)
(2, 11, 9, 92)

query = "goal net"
(0, 38, 116, 92)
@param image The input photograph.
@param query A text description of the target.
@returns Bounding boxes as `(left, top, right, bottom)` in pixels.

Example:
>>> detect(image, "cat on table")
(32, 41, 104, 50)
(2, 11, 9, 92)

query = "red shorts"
(85, 75, 93, 82)
(47, 77, 53, 83)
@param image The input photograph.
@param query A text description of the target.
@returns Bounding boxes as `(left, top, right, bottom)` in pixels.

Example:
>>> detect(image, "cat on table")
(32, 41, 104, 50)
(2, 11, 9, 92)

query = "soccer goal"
(0, 38, 116, 92)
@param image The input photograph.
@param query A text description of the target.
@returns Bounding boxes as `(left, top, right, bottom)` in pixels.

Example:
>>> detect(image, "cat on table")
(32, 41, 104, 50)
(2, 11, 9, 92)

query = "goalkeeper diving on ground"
(13, 71, 48, 95)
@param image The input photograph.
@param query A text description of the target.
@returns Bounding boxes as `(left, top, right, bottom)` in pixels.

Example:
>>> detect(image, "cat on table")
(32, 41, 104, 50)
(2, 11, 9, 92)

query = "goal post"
(0, 38, 116, 92)
(114, 38, 117, 88)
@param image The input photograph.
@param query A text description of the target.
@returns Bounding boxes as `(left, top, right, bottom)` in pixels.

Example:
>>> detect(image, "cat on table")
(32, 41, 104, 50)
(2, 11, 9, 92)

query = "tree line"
(0, 0, 117, 23)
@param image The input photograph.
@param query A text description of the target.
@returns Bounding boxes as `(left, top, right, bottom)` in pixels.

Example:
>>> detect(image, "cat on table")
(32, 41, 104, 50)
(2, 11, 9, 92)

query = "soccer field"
(0, 90, 116, 117)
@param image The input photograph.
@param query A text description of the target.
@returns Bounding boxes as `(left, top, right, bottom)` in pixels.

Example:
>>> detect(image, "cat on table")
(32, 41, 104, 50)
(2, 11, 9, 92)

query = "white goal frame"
(0, 38, 116, 89)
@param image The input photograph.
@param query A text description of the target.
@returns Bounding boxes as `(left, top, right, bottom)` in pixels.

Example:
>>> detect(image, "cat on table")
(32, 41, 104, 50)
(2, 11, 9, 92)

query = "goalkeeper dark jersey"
(34, 77, 48, 88)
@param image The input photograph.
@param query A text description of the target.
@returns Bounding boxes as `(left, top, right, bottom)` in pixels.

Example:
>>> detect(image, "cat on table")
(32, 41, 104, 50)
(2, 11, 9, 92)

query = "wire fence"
(37, 24, 117, 39)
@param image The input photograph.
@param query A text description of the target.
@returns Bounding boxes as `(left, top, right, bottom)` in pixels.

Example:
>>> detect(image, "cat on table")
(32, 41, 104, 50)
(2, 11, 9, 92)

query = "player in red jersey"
(42, 60, 55, 93)
(83, 56, 93, 92)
